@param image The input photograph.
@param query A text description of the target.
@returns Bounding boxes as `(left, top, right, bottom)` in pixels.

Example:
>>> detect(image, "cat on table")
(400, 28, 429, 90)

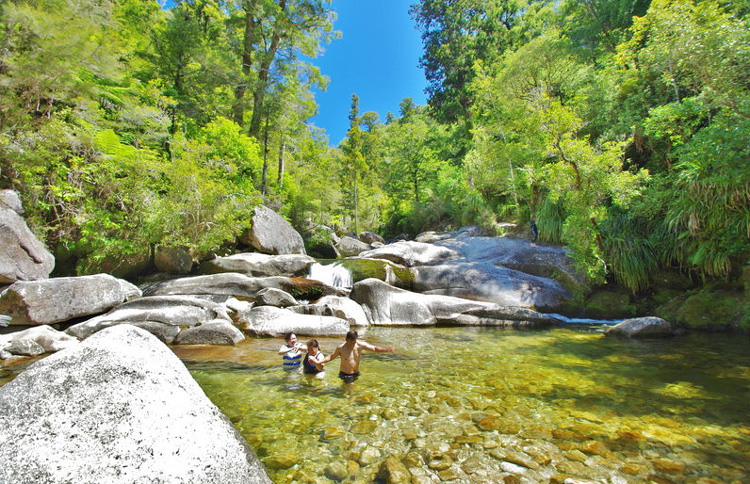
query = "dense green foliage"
(1, 0, 748, 299)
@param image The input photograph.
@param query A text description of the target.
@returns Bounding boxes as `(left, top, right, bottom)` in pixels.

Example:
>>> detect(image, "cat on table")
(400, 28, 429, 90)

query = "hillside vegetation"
(1, 0, 748, 306)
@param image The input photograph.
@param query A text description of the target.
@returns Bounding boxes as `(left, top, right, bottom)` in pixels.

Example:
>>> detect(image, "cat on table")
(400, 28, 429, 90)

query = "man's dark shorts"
(338, 371, 360, 384)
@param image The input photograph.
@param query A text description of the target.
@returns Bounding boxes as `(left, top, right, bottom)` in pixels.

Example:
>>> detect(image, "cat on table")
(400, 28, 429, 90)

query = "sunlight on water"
(173, 328, 750, 484)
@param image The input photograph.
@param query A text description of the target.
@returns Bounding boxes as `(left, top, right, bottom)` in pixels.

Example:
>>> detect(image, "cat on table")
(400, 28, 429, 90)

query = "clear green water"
(1, 327, 747, 483)
(172, 327, 750, 484)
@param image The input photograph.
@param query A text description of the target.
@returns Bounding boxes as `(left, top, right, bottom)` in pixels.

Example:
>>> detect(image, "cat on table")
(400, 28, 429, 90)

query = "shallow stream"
(172, 327, 750, 484)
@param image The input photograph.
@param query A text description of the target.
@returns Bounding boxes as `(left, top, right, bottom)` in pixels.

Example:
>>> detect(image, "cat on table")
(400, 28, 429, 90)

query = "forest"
(1, 0, 748, 312)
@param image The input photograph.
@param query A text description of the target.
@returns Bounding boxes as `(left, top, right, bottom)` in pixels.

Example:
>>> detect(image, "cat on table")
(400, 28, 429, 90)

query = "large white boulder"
(0, 325, 271, 484)
(240, 205, 305, 255)
(0, 274, 141, 326)
(66, 295, 231, 342)
(350, 278, 562, 327)
(358, 240, 459, 267)
(201, 252, 315, 277)
(237, 305, 349, 337)
(411, 262, 570, 310)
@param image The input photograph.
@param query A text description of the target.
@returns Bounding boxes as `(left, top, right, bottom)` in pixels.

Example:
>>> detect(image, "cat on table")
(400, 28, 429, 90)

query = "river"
(170, 326, 750, 483)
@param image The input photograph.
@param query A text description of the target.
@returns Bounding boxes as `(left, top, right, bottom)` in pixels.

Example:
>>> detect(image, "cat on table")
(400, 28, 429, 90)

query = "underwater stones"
(651, 458, 686, 475)
(358, 446, 381, 466)
(265, 453, 298, 470)
(491, 449, 540, 470)
(350, 419, 378, 434)
(427, 452, 453, 471)
(437, 466, 462, 481)
(563, 449, 588, 463)
(324, 461, 348, 481)
(606, 317, 674, 338)
(377, 455, 411, 484)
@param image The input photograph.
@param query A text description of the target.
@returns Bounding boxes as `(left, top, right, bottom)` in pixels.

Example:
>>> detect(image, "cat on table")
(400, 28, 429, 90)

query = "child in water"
(278, 332, 305, 370)
(303, 339, 326, 380)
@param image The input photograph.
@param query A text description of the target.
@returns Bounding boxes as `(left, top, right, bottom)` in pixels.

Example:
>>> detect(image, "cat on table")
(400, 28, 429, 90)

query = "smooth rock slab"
(237, 306, 349, 337)
(66, 295, 231, 341)
(0, 274, 141, 326)
(174, 320, 245, 345)
(142, 273, 343, 301)
(0, 325, 271, 484)
(359, 240, 459, 267)
(605, 317, 674, 338)
(0, 325, 79, 354)
(201, 252, 315, 277)
(412, 262, 570, 310)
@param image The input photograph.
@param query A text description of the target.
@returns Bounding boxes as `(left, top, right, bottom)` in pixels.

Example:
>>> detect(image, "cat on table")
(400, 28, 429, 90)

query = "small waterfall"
(308, 262, 353, 288)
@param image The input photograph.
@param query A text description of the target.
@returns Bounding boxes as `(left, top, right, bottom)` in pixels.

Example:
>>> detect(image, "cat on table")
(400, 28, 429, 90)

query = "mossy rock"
(667, 287, 747, 331)
(650, 270, 698, 291)
(584, 289, 636, 320)
(337, 258, 413, 289)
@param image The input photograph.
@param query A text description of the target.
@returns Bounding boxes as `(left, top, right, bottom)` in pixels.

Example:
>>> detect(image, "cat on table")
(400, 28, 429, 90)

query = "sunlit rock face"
(0, 191, 55, 284)
(0, 274, 141, 326)
(240, 205, 306, 255)
(411, 262, 570, 310)
(359, 240, 460, 267)
(201, 252, 315, 277)
(0, 325, 271, 484)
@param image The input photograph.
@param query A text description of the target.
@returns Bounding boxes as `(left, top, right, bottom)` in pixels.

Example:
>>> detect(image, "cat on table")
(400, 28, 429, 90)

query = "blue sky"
(308, 0, 428, 146)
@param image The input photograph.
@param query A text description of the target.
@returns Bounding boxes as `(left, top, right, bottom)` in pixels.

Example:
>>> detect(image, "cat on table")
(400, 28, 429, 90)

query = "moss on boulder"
(656, 284, 748, 331)
(584, 289, 636, 320)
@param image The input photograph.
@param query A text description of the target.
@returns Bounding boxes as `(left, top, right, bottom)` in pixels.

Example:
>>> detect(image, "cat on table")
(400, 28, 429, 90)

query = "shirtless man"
(317, 330, 395, 384)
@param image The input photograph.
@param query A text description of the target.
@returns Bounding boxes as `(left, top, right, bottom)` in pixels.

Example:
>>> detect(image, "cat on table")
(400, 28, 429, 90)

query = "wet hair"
(306, 339, 319, 349)
(284, 332, 296, 342)
(345, 330, 358, 341)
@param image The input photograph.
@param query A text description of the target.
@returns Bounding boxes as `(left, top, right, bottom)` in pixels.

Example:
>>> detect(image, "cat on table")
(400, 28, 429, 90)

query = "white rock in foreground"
(0, 325, 271, 484)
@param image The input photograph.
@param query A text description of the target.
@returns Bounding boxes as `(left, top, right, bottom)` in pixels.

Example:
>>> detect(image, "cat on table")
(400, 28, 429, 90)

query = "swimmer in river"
(278, 332, 305, 371)
(302, 339, 326, 380)
(317, 330, 395, 384)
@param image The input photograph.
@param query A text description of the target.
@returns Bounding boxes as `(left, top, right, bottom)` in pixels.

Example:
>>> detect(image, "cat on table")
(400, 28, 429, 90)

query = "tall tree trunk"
(261, 116, 270, 198)
(354, 170, 359, 235)
(249, 0, 285, 139)
(233, 5, 257, 126)
(277, 137, 286, 190)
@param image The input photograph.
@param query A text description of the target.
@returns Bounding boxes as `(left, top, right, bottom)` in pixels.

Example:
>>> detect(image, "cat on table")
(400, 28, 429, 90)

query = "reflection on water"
(174, 328, 750, 483)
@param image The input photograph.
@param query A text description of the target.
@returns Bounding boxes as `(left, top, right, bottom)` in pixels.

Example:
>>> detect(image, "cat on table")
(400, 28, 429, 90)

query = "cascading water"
(307, 262, 353, 288)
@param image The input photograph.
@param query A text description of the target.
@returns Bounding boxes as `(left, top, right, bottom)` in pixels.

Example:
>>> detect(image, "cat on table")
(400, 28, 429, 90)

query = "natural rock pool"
(172, 327, 750, 484)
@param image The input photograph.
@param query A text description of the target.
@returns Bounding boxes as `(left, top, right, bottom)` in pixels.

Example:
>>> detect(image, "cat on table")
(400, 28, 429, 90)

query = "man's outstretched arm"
(359, 341, 395, 353)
